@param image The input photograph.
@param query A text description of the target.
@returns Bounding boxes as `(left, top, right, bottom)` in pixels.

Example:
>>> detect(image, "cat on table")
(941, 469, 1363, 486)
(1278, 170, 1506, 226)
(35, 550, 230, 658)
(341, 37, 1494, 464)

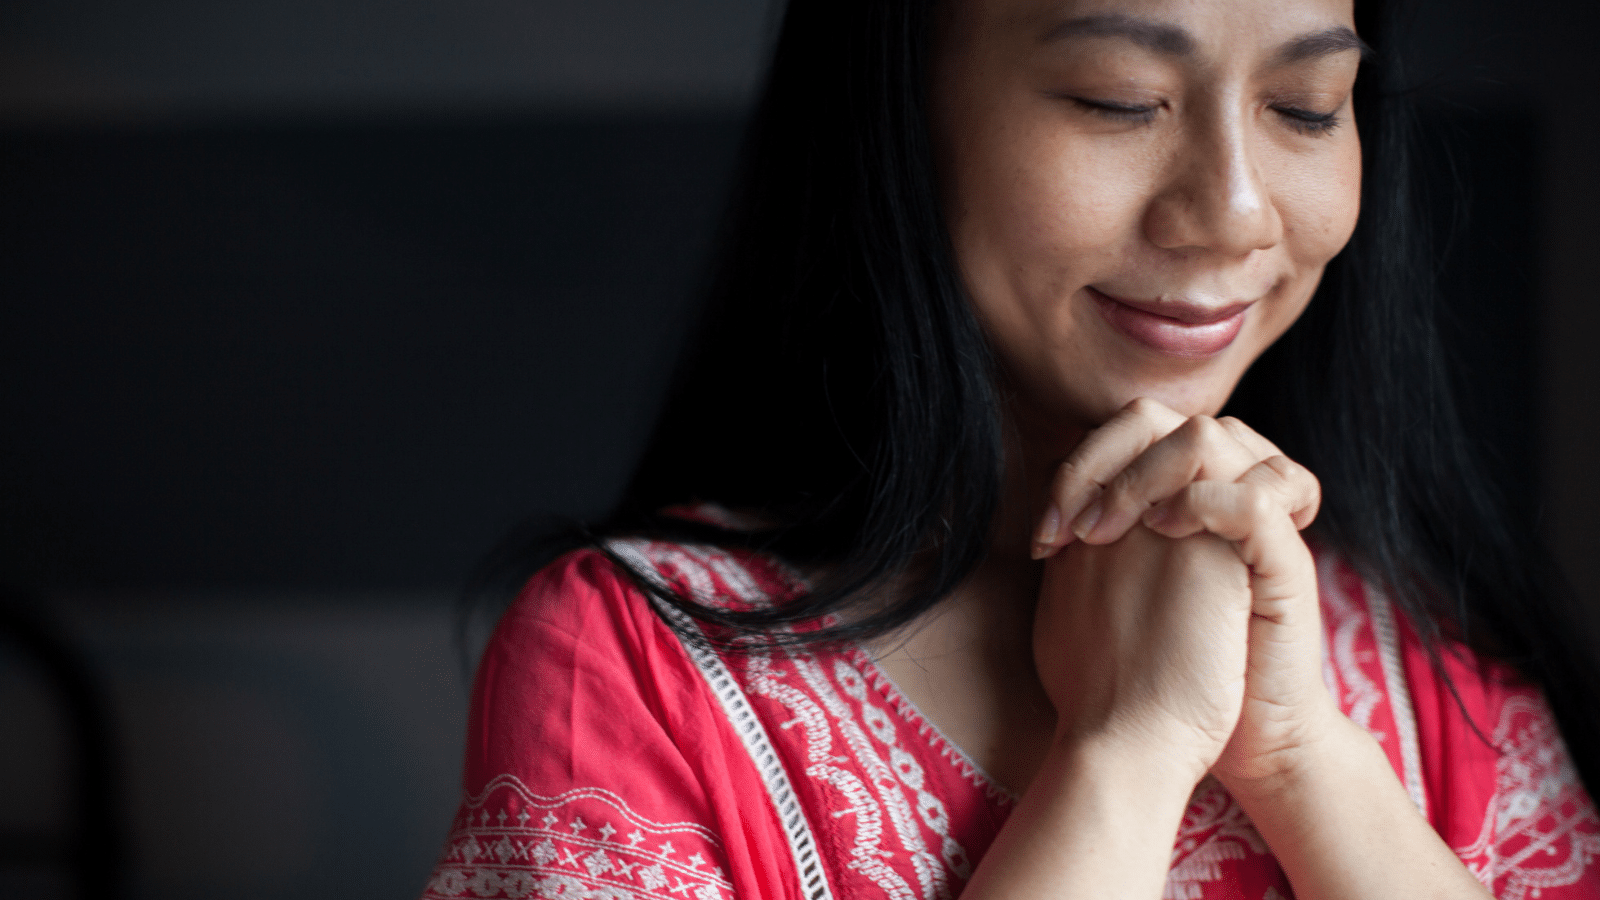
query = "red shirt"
(422, 539, 1600, 899)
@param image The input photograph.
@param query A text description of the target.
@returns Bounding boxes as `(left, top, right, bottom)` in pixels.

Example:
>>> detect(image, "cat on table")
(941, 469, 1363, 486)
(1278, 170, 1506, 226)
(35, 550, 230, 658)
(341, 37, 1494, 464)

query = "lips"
(1087, 287, 1251, 359)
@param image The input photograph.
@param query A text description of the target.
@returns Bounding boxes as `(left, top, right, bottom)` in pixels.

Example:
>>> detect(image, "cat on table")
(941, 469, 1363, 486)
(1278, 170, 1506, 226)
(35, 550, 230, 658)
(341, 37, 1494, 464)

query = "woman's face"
(933, 0, 1363, 442)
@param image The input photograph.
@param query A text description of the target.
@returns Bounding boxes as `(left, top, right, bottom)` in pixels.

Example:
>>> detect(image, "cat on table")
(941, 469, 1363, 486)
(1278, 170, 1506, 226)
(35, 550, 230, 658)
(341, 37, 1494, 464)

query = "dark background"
(1, 1, 1596, 898)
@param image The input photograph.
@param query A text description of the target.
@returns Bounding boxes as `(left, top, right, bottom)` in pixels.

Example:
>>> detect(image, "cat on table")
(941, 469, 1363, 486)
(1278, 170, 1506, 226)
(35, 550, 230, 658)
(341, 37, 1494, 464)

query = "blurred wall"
(1534, 2, 1600, 609)
(0, 0, 781, 118)
(2, 3, 774, 899)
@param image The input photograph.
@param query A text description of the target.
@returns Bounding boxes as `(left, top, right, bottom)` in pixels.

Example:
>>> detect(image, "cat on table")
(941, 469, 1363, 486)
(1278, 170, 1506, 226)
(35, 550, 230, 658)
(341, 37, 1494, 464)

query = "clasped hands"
(1028, 396, 1341, 795)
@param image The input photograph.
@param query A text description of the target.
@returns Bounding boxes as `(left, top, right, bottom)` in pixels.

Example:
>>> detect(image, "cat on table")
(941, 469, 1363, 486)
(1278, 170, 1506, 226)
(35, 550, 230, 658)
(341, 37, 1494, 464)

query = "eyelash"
(1273, 105, 1341, 136)
(1068, 97, 1342, 136)
(1071, 97, 1159, 124)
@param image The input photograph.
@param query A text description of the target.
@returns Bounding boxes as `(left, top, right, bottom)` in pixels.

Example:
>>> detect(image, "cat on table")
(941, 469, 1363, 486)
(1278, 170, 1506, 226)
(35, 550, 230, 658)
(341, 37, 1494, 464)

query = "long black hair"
(505, 0, 1600, 797)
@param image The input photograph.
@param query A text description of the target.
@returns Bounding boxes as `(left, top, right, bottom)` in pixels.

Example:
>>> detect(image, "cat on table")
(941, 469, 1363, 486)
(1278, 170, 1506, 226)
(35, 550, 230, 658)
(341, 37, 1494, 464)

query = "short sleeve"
(421, 550, 801, 900)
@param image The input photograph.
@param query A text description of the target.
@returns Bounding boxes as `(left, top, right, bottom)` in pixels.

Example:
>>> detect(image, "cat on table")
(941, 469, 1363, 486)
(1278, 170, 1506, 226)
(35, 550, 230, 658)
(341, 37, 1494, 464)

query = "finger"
(1214, 420, 1320, 529)
(1237, 454, 1322, 530)
(1072, 415, 1259, 546)
(1214, 416, 1286, 462)
(1032, 397, 1186, 559)
(1139, 481, 1316, 620)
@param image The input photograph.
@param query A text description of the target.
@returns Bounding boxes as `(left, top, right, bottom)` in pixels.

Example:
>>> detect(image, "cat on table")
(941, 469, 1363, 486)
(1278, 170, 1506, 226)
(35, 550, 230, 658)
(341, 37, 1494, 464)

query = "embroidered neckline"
(607, 539, 837, 900)
(844, 646, 1019, 807)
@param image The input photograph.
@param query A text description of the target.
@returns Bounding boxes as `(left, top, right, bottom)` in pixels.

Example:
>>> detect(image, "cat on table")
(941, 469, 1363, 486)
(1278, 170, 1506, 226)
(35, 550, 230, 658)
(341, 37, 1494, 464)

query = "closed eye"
(1273, 105, 1341, 136)
(1068, 96, 1161, 125)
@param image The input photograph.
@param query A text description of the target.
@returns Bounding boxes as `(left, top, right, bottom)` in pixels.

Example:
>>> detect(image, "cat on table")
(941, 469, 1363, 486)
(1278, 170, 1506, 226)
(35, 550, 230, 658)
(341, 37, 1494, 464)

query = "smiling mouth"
(1087, 287, 1251, 359)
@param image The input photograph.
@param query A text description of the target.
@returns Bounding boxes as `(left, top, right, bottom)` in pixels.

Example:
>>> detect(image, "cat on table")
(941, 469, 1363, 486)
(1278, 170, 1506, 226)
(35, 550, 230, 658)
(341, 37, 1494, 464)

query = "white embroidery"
(621, 537, 985, 900)
(424, 778, 732, 900)
(1456, 694, 1600, 899)
(1317, 558, 1429, 815)
(1364, 583, 1427, 817)
(1318, 554, 1384, 740)
(790, 654, 950, 900)
(830, 656, 970, 890)
(1163, 777, 1271, 900)
(608, 539, 836, 900)
(849, 650, 1017, 807)
(745, 652, 918, 900)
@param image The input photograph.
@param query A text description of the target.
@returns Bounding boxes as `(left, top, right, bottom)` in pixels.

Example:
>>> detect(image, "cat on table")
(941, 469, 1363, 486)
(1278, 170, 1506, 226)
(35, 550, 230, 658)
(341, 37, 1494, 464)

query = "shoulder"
(601, 537, 810, 613)
(484, 538, 804, 669)
(425, 542, 811, 900)
(470, 540, 803, 765)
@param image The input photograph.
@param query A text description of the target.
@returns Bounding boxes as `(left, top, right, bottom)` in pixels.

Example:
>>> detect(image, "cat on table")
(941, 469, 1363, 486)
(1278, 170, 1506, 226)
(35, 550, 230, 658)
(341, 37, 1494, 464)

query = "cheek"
(1277, 141, 1362, 265)
(952, 123, 1153, 285)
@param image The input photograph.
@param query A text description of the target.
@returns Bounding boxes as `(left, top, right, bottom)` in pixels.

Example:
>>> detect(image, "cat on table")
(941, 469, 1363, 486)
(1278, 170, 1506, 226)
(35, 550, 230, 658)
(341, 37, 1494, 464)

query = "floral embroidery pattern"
(1457, 695, 1600, 900)
(1319, 557, 1385, 741)
(425, 777, 733, 900)
(833, 659, 973, 884)
(536, 534, 1600, 900)
(610, 539, 835, 900)
(626, 538, 975, 900)
(849, 654, 1016, 809)
(1165, 777, 1272, 900)
(743, 651, 923, 900)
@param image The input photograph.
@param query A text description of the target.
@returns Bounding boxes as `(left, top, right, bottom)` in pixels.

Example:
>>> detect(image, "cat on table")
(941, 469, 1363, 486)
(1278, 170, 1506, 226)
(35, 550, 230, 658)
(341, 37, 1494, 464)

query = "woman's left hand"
(1031, 397, 1340, 790)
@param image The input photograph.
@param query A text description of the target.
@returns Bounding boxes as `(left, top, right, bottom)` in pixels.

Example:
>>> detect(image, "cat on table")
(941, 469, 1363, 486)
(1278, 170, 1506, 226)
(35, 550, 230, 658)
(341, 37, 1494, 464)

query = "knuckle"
(1055, 456, 1093, 485)
(1177, 415, 1228, 453)
(1271, 454, 1322, 496)
(1125, 396, 1163, 417)
(1260, 454, 1296, 479)
(1245, 485, 1277, 519)
(1168, 415, 1207, 451)
(1102, 467, 1141, 505)
(1216, 415, 1256, 441)
(1192, 415, 1229, 446)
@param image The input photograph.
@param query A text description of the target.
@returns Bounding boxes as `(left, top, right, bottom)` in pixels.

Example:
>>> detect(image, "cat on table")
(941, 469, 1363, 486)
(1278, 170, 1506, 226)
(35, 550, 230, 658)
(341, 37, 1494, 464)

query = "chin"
(1005, 357, 1251, 445)
(1084, 370, 1244, 424)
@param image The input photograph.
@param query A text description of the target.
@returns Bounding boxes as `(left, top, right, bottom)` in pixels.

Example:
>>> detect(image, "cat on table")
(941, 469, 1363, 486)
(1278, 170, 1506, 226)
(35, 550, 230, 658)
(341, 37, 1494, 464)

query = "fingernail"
(1034, 504, 1061, 547)
(1071, 500, 1102, 541)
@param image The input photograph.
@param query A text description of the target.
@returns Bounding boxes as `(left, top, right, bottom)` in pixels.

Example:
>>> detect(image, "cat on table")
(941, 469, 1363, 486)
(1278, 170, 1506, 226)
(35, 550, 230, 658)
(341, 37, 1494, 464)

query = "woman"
(423, 0, 1600, 896)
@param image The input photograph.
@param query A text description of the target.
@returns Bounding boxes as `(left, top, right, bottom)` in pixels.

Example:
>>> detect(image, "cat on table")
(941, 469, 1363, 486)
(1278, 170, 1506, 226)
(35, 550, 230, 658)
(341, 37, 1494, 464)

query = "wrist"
(1209, 714, 1492, 899)
(1216, 712, 1383, 812)
(962, 722, 1210, 900)
(1048, 725, 1212, 804)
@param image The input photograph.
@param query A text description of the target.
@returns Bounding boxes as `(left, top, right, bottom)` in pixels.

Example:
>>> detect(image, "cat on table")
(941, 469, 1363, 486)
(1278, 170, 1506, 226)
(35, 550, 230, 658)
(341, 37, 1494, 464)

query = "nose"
(1142, 111, 1283, 257)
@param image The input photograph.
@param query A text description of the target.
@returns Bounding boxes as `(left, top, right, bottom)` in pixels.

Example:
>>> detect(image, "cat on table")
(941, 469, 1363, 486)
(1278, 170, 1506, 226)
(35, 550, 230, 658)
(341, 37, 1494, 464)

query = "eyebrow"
(1041, 14, 1193, 55)
(1041, 14, 1372, 64)
(1274, 27, 1372, 64)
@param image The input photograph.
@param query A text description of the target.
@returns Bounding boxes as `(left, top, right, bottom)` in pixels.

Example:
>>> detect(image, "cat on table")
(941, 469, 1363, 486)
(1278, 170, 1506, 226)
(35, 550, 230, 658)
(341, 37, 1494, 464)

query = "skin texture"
(933, 0, 1362, 448)
(867, 0, 1496, 896)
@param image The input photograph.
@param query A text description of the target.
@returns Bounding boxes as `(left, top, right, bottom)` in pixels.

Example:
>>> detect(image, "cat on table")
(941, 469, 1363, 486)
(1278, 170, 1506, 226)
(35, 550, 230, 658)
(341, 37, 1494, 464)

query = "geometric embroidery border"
(425, 777, 733, 900)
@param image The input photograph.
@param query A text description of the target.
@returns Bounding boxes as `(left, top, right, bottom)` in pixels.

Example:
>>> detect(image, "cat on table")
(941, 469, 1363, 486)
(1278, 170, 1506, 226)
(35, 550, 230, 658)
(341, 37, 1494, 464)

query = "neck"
(862, 411, 1085, 793)
(989, 398, 1090, 567)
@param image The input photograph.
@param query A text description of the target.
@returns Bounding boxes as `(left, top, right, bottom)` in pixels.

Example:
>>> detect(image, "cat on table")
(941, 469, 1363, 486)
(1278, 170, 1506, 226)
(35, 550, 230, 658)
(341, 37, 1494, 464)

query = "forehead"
(946, 0, 1359, 57)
